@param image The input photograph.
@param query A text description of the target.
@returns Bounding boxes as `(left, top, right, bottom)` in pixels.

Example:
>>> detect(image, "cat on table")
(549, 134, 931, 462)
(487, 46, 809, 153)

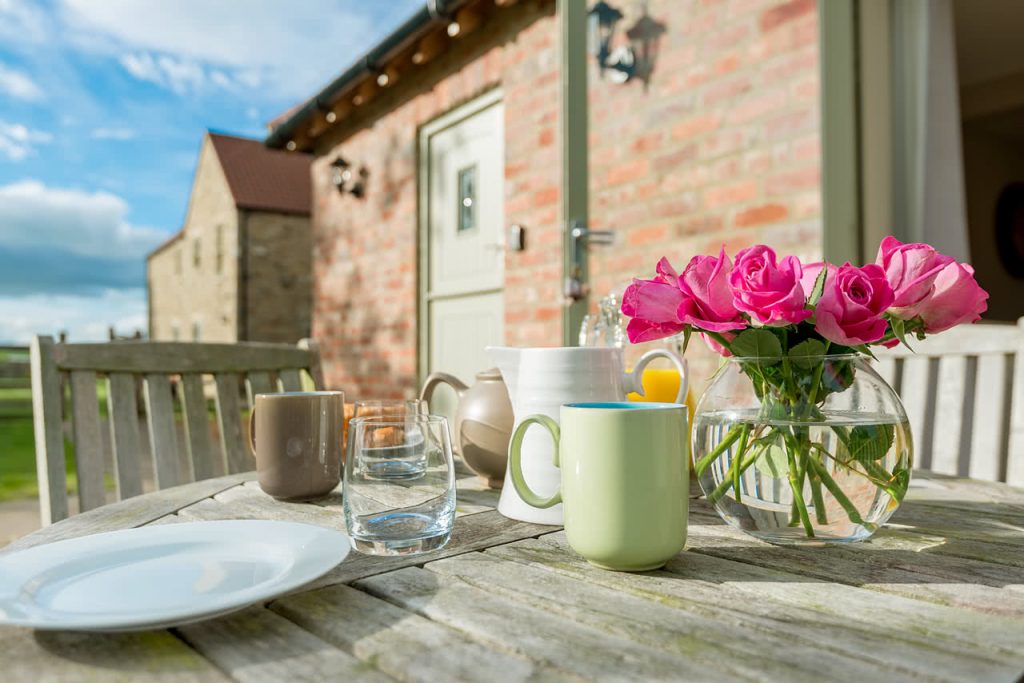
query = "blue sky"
(0, 0, 420, 343)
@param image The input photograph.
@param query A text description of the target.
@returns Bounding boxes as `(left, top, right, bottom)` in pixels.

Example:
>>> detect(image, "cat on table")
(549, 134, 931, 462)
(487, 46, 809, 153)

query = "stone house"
(265, 0, 1024, 398)
(147, 132, 313, 344)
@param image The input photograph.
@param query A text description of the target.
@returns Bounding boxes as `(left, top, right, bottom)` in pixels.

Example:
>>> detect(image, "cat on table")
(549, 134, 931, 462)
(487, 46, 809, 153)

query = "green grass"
(0, 385, 77, 502)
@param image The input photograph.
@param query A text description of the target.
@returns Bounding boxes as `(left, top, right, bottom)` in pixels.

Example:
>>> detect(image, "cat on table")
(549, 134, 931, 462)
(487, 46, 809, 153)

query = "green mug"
(509, 402, 689, 571)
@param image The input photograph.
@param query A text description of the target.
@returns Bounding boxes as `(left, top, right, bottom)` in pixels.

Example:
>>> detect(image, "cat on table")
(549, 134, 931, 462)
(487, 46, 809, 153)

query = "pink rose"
(915, 262, 989, 333)
(676, 248, 746, 332)
(729, 245, 811, 326)
(875, 236, 955, 318)
(702, 332, 734, 357)
(799, 261, 837, 298)
(621, 277, 687, 343)
(815, 263, 895, 346)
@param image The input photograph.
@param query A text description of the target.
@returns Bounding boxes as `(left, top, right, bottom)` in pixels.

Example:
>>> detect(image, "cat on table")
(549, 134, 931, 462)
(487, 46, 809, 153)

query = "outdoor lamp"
(330, 156, 369, 199)
(587, 1, 634, 83)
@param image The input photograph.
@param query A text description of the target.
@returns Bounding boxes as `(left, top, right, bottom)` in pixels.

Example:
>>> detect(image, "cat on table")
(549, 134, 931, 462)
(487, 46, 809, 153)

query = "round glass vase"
(692, 354, 913, 545)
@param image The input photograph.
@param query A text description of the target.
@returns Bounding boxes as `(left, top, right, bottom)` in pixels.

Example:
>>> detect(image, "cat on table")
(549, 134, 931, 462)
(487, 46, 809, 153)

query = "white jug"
(486, 346, 688, 525)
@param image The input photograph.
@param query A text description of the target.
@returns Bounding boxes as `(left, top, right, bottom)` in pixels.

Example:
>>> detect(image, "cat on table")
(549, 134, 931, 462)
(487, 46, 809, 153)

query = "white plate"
(0, 520, 349, 632)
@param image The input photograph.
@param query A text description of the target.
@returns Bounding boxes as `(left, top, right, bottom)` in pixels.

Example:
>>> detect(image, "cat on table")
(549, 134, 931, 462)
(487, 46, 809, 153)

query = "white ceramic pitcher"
(486, 346, 688, 525)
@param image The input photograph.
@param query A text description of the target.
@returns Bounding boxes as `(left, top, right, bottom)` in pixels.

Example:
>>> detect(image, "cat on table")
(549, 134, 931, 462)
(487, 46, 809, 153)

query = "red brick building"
(267, 0, 823, 398)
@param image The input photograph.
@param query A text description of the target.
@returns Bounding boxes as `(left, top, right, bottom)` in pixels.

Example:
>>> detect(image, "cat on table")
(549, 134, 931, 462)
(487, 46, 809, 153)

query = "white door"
(422, 95, 505, 396)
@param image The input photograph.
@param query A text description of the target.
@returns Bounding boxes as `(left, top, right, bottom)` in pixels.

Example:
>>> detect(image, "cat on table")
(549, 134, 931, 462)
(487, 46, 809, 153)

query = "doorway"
(418, 90, 506, 398)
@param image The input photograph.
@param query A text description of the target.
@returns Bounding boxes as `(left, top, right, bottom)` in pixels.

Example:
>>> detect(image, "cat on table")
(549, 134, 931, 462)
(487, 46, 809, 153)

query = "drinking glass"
(353, 399, 427, 419)
(344, 414, 457, 555)
(350, 399, 428, 479)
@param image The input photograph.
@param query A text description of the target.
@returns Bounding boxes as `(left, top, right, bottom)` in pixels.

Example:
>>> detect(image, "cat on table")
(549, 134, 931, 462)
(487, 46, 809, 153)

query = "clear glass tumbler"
(350, 400, 428, 479)
(344, 414, 457, 555)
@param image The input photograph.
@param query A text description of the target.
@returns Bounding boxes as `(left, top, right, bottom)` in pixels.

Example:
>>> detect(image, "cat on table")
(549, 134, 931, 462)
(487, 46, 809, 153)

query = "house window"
(457, 165, 477, 233)
(192, 321, 202, 341)
(216, 225, 224, 274)
(171, 322, 180, 341)
(193, 238, 201, 269)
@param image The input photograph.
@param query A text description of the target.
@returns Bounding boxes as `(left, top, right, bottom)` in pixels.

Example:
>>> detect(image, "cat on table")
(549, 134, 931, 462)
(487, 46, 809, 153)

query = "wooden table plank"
(271, 584, 567, 683)
(485, 535, 1024, 678)
(0, 625, 229, 682)
(424, 550, 928, 682)
(355, 566, 720, 682)
(686, 508, 1024, 618)
(6, 469, 1024, 682)
(175, 606, 393, 683)
(1, 473, 254, 554)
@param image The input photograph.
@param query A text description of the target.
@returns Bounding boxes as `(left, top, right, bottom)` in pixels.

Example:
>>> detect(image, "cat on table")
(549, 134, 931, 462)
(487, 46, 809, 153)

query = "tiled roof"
(209, 132, 312, 215)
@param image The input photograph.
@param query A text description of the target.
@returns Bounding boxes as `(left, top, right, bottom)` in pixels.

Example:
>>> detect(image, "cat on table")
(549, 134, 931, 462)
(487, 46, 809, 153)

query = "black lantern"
(588, 1, 635, 83)
(330, 156, 368, 199)
(588, 1, 623, 75)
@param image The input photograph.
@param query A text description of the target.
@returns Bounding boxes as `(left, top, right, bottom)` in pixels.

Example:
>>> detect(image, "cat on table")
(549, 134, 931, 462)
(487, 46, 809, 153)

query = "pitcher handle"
(626, 350, 688, 404)
(508, 415, 562, 509)
(419, 372, 469, 406)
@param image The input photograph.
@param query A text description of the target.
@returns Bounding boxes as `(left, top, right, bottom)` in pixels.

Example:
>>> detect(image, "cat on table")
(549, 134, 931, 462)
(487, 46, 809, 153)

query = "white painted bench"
(29, 336, 324, 525)
(874, 319, 1024, 486)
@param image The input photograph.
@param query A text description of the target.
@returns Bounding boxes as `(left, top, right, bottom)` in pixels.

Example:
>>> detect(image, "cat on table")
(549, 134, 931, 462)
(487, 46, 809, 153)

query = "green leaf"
(754, 442, 789, 477)
(807, 267, 828, 306)
(682, 326, 692, 354)
(850, 344, 878, 361)
(729, 329, 782, 362)
(847, 424, 895, 463)
(788, 339, 826, 369)
(890, 317, 914, 351)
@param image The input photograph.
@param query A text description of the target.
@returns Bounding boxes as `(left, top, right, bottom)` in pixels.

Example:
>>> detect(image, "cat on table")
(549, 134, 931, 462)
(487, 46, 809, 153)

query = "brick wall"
(311, 1, 561, 398)
(587, 0, 822, 387)
(309, 0, 821, 397)
(148, 137, 240, 343)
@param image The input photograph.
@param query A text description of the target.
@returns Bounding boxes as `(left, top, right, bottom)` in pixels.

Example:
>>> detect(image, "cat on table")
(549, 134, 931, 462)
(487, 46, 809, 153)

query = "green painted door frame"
(560, 0, 589, 346)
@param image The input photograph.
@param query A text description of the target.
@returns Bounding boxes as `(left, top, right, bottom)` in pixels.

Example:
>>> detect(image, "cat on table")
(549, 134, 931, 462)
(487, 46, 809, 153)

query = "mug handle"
(626, 349, 689, 404)
(248, 407, 257, 458)
(508, 414, 562, 509)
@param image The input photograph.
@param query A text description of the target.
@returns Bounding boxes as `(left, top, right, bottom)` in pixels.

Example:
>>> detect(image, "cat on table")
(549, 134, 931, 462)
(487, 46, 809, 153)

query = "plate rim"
(0, 519, 349, 631)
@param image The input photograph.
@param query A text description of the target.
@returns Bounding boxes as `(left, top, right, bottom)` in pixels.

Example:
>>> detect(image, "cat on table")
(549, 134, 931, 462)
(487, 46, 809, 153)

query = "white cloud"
(0, 288, 148, 344)
(0, 180, 166, 259)
(0, 0, 49, 44)
(61, 0, 421, 99)
(0, 63, 43, 101)
(90, 127, 135, 140)
(0, 122, 52, 161)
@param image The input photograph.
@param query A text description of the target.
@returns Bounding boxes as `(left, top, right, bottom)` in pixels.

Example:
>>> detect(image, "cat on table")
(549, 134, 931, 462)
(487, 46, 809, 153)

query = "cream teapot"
(419, 368, 514, 488)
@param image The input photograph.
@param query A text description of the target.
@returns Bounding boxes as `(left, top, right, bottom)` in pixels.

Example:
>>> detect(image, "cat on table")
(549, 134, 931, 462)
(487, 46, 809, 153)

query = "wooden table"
(3, 469, 1024, 682)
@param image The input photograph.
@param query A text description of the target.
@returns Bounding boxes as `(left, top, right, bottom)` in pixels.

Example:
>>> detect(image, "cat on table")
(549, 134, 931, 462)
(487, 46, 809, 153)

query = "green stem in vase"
(808, 459, 828, 524)
(732, 424, 751, 505)
(706, 442, 766, 506)
(786, 445, 815, 537)
(694, 423, 745, 477)
(808, 456, 875, 529)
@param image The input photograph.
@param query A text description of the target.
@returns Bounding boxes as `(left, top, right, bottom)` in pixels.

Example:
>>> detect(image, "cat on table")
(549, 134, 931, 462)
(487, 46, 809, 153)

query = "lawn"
(0, 385, 78, 502)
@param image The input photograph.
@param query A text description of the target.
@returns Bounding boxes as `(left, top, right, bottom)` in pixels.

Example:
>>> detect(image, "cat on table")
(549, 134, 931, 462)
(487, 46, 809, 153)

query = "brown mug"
(249, 391, 345, 501)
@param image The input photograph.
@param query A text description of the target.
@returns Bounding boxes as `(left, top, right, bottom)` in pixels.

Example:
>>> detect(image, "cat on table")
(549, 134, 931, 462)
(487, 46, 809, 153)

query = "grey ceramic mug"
(249, 391, 345, 501)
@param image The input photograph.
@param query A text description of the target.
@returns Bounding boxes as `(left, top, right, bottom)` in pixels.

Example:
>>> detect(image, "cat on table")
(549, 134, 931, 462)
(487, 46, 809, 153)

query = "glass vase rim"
(725, 352, 866, 362)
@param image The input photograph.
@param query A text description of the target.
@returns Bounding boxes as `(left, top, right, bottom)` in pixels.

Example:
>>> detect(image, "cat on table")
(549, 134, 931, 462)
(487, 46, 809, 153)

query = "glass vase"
(692, 354, 912, 545)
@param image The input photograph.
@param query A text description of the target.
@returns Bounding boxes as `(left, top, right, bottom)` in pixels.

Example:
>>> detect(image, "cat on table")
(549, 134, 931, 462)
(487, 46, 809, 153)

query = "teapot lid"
(476, 367, 503, 381)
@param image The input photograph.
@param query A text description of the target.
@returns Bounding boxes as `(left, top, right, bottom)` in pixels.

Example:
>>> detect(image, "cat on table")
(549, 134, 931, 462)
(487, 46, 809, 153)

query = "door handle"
(565, 222, 617, 301)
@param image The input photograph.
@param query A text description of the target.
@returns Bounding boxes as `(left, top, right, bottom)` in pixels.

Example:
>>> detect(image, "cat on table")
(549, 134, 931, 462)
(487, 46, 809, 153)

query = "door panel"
(423, 97, 505, 389)
(428, 102, 504, 297)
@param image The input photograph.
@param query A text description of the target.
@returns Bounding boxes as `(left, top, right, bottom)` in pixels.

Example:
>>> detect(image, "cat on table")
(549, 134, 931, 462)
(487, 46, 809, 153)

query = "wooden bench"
(29, 336, 324, 525)
(874, 319, 1024, 486)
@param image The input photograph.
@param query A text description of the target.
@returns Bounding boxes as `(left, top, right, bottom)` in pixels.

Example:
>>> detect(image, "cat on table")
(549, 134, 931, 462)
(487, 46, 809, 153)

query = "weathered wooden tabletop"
(3, 468, 1024, 682)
